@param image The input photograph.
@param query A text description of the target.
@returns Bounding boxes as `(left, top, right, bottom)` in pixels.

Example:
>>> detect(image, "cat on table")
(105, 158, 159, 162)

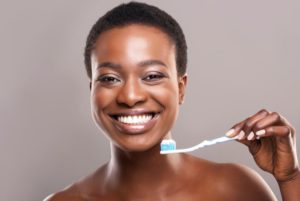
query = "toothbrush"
(160, 135, 238, 154)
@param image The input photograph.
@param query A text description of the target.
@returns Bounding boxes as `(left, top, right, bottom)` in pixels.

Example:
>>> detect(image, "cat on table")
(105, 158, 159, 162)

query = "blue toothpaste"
(160, 139, 176, 151)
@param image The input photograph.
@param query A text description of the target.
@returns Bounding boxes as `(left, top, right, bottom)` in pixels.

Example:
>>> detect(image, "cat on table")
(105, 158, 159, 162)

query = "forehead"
(92, 24, 176, 67)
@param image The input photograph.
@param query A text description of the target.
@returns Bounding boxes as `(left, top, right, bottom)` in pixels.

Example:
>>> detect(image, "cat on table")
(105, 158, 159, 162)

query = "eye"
(143, 73, 165, 82)
(97, 75, 121, 85)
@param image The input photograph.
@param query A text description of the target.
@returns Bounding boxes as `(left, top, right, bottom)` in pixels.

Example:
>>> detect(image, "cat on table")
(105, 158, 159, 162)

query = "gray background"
(0, 0, 299, 200)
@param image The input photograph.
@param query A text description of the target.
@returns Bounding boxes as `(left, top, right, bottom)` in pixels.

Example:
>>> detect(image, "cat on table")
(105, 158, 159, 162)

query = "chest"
(84, 188, 229, 201)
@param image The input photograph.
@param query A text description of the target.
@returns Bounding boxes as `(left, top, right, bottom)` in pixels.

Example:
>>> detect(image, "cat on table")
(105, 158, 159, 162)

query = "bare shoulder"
(43, 184, 83, 201)
(43, 164, 109, 201)
(183, 155, 277, 201)
(216, 163, 278, 201)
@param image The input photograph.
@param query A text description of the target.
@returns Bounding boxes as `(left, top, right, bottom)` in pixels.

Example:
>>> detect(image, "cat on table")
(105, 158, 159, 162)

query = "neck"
(106, 141, 184, 190)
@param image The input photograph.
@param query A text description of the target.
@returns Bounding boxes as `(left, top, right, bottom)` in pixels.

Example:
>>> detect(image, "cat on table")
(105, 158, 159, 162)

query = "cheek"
(90, 86, 120, 137)
(148, 81, 179, 118)
(152, 82, 180, 138)
(91, 86, 116, 119)
(151, 81, 179, 105)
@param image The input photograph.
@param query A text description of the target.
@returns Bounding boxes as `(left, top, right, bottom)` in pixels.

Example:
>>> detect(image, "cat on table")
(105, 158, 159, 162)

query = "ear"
(178, 74, 187, 105)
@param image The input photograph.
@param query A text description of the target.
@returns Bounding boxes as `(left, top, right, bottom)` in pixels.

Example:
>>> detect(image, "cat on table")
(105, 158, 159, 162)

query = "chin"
(111, 136, 161, 153)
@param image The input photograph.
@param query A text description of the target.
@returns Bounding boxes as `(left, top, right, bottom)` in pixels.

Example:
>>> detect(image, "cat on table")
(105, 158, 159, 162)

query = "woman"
(45, 2, 299, 200)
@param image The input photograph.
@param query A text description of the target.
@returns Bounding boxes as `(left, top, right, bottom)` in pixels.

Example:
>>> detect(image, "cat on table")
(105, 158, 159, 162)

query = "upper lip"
(108, 109, 160, 117)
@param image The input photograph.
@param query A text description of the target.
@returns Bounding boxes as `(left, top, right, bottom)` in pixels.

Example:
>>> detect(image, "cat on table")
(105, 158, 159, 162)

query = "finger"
(256, 126, 295, 153)
(253, 112, 280, 131)
(255, 126, 291, 138)
(253, 112, 296, 144)
(225, 109, 270, 140)
(242, 110, 270, 141)
(226, 121, 258, 148)
(225, 120, 246, 139)
(256, 112, 295, 133)
(274, 113, 296, 139)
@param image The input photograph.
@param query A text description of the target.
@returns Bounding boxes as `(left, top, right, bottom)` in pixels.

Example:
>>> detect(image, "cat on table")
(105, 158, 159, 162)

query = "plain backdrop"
(1, 0, 299, 200)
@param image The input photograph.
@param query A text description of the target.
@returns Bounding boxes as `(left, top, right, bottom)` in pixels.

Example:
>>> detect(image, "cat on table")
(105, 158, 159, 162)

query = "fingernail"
(256, 129, 266, 136)
(256, 136, 261, 140)
(225, 129, 235, 137)
(247, 132, 255, 140)
(238, 130, 245, 140)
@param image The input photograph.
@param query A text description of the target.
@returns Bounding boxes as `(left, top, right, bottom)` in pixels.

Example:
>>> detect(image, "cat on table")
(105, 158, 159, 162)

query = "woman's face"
(90, 24, 187, 152)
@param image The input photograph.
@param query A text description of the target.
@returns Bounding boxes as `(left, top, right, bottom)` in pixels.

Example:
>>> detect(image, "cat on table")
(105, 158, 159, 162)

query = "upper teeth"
(117, 114, 153, 124)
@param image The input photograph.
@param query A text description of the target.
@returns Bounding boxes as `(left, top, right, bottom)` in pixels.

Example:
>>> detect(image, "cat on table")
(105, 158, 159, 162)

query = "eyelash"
(97, 73, 166, 85)
(97, 75, 120, 84)
(143, 73, 165, 82)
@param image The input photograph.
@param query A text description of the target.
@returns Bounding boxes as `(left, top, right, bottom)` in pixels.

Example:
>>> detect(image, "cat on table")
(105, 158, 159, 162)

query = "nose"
(116, 77, 147, 107)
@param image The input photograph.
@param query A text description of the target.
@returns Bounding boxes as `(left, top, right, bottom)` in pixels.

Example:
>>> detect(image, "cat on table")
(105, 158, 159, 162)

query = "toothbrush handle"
(211, 136, 236, 143)
(160, 136, 237, 154)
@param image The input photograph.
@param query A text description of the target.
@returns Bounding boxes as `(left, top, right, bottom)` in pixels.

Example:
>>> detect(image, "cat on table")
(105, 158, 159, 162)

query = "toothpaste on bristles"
(160, 139, 176, 151)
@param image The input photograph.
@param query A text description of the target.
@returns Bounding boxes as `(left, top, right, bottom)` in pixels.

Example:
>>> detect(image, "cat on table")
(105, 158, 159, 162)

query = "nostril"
(116, 80, 147, 107)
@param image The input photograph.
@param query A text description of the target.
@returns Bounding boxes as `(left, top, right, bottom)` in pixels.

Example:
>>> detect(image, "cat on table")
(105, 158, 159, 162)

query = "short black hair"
(84, 1, 187, 80)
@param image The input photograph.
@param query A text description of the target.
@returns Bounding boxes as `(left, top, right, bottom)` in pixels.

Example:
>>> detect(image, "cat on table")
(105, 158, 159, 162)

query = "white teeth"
(117, 114, 153, 124)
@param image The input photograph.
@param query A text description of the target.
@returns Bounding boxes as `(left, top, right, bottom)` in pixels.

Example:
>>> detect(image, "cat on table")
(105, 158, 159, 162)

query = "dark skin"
(45, 24, 300, 201)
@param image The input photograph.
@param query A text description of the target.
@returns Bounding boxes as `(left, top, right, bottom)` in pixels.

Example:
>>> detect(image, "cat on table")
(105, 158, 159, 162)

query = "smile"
(109, 111, 160, 134)
(116, 113, 155, 124)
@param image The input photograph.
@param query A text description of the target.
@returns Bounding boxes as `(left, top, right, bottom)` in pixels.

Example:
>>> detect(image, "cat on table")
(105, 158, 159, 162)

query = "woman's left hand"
(226, 109, 299, 182)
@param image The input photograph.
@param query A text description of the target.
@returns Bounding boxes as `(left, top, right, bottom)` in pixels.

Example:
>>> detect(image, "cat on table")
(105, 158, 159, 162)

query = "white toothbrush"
(160, 135, 238, 154)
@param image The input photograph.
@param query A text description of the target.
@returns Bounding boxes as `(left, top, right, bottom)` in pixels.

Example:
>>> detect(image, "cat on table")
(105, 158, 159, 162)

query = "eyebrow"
(97, 59, 167, 70)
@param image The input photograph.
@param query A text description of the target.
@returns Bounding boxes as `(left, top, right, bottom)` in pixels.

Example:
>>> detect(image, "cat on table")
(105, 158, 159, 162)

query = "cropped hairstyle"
(84, 1, 187, 79)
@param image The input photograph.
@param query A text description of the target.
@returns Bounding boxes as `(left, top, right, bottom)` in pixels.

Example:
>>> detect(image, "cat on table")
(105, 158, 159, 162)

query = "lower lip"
(111, 114, 159, 135)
